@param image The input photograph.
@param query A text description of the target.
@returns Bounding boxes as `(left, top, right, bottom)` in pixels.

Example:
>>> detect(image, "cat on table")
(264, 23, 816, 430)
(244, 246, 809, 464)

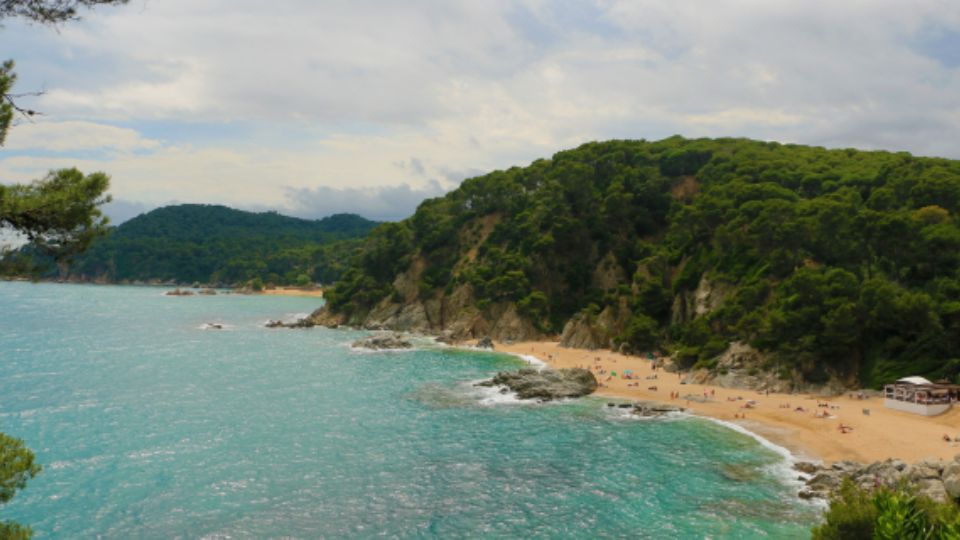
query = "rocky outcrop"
(796, 455, 960, 503)
(476, 368, 598, 401)
(606, 401, 686, 417)
(165, 288, 194, 296)
(684, 341, 854, 395)
(671, 274, 733, 325)
(265, 317, 317, 329)
(685, 341, 793, 392)
(307, 282, 545, 342)
(560, 297, 632, 350)
(351, 332, 413, 350)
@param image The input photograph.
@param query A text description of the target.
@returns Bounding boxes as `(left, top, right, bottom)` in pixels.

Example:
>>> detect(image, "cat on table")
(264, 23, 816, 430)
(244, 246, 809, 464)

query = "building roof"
(896, 376, 935, 385)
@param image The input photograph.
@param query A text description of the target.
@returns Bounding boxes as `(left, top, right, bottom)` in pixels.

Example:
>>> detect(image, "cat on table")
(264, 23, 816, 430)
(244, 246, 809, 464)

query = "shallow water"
(0, 282, 819, 538)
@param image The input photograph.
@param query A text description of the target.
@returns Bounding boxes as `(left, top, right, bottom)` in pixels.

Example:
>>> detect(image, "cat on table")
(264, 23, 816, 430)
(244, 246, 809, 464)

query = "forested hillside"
(318, 136, 960, 388)
(22, 204, 377, 286)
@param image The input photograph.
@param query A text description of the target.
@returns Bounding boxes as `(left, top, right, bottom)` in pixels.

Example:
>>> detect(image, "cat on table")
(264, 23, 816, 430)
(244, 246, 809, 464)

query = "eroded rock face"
(476, 368, 598, 401)
(351, 332, 413, 350)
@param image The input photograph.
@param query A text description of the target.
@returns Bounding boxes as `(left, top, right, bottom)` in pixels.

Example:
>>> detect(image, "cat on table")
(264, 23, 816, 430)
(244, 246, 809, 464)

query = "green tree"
(0, 433, 41, 539)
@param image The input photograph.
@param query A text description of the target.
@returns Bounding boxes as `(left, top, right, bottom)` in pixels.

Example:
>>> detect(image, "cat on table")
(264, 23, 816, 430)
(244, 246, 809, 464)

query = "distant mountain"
(56, 204, 379, 285)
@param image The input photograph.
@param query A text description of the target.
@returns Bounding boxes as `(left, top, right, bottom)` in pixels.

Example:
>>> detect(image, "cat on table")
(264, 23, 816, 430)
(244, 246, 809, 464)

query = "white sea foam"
(198, 323, 231, 330)
(472, 383, 527, 406)
(696, 415, 825, 505)
(513, 353, 548, 370)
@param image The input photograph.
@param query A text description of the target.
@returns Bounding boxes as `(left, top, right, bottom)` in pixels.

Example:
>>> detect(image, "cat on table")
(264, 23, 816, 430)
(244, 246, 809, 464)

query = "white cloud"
(5, 120, 160, 152)
(2, 0, 960, 219)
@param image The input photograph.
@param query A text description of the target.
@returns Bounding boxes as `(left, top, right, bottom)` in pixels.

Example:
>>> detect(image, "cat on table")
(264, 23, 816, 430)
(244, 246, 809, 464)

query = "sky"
(2, 0, 960, 224)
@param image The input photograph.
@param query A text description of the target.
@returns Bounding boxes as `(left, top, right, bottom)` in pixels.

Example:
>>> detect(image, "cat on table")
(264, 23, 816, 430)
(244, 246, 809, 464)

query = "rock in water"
(476, 368, 598, 401)
(352, 332, 413, 350)
(477, 337, 494, 349)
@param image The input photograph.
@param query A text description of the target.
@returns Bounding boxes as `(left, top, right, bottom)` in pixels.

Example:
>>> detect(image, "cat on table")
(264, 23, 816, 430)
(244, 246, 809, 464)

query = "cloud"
(283, 181, 450, 222)
(4, 120, 160, 152)
(3, 0, 960, 218)
(101, 198, 150, 224)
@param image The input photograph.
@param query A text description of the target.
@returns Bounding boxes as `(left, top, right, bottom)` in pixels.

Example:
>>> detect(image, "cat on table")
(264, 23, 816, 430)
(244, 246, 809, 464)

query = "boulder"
(794, 462, 820, 475)
(352, 332, 413, 350)
(907, 463, 942, 482)
(477, 337, 494, 349)
(165, 288, 194, 296)
(476, 368, 598, 401)
(943, 471, 960, 499)
(265, 318, 315, 329)
(917, 479, 950, 503)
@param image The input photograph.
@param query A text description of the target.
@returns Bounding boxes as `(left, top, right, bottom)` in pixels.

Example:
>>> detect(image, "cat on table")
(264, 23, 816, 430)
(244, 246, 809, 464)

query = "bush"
(812, 479, 960, 540)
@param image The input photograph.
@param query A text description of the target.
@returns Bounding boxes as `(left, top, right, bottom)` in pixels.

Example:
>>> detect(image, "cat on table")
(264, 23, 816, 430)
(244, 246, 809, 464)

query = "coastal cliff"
(314, 137, 960, 389)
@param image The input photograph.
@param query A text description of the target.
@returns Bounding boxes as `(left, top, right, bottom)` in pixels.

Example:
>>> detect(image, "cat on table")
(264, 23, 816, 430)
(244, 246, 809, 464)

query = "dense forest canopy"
(7, 204, 378, 286)
(326, 136, 960, 387)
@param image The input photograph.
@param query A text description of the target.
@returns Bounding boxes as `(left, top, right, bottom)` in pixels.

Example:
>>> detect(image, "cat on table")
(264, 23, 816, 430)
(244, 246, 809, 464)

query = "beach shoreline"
(493, 340, 960, 465)
(255, 287, 324, 298)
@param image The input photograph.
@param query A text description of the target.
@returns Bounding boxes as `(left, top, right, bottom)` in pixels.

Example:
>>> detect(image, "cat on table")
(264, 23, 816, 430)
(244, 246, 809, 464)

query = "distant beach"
(496, 341, 960, 465)
(256, 287, 324, 298)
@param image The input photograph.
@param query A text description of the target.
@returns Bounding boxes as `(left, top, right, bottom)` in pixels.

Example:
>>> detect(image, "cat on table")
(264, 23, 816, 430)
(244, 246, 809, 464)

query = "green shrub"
(812, 479, 960, 540)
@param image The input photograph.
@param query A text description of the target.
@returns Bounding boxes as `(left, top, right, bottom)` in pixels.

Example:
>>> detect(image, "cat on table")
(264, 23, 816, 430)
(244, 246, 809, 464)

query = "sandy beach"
(496, 341, 960, 465)
(258, 287, 324, 298)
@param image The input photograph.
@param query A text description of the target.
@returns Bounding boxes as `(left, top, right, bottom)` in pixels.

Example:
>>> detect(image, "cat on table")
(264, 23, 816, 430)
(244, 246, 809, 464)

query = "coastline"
(494, 340, 960, 465)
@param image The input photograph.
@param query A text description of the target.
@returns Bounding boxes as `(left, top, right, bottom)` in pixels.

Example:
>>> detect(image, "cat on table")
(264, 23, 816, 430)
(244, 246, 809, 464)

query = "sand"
(496, 341, 960, 465)
(258, 287, 324, 298)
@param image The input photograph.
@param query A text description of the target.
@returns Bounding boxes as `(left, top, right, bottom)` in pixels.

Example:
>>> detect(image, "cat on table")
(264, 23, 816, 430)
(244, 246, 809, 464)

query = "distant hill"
(53, 204, 378, 285)
(314, 136, 960, 388)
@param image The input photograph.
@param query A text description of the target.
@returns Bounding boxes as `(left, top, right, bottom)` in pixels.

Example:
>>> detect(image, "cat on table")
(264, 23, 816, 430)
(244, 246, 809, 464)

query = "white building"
(883, 376, 959, 416)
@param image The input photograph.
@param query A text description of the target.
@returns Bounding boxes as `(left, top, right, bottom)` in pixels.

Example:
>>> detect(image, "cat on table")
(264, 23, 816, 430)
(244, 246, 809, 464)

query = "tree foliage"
(0, 168, 111, 257)
(0, 433, 41, 539)
(4, 204, 379, 285)
(327, 137, 960, 386)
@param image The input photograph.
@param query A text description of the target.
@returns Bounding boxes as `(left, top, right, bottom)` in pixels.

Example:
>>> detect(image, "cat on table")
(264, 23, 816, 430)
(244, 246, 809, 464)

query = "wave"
(696, 415, 824, 505)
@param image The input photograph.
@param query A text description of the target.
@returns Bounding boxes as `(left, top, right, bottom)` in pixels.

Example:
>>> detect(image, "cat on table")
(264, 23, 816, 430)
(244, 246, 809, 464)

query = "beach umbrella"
(624, 370, 633, 375)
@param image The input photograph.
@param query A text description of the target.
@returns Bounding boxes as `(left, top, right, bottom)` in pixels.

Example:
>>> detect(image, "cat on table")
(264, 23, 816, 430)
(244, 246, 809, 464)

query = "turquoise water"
(0, 282, 819, 538)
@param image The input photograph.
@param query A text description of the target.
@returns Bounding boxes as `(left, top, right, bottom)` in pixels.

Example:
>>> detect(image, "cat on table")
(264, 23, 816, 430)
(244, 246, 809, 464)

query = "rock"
(832, 460, 863, 474)
(631, 402, 685, 417)
(807, 471, 843, 492)
(476, 337, 494, 349)
(199, 288, 217, 295)
(476, 368, 598, 401)
(798, 488, 826, 500)
(943, 461, 960, 480)
(352, 332, 413, 350)
(907, 463, 942, 482)
(165, 288, 194, 296)
(918, 457, 944, 474)
(943, 472, 960, 499)
(917, 479, 950, 503)
(265, 318, 315, 329)
(794, 462, 820, 475)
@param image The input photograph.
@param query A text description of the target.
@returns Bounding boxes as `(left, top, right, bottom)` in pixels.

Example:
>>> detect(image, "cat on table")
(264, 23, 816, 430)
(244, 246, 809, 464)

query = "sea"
(0, 282, 821, 538)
